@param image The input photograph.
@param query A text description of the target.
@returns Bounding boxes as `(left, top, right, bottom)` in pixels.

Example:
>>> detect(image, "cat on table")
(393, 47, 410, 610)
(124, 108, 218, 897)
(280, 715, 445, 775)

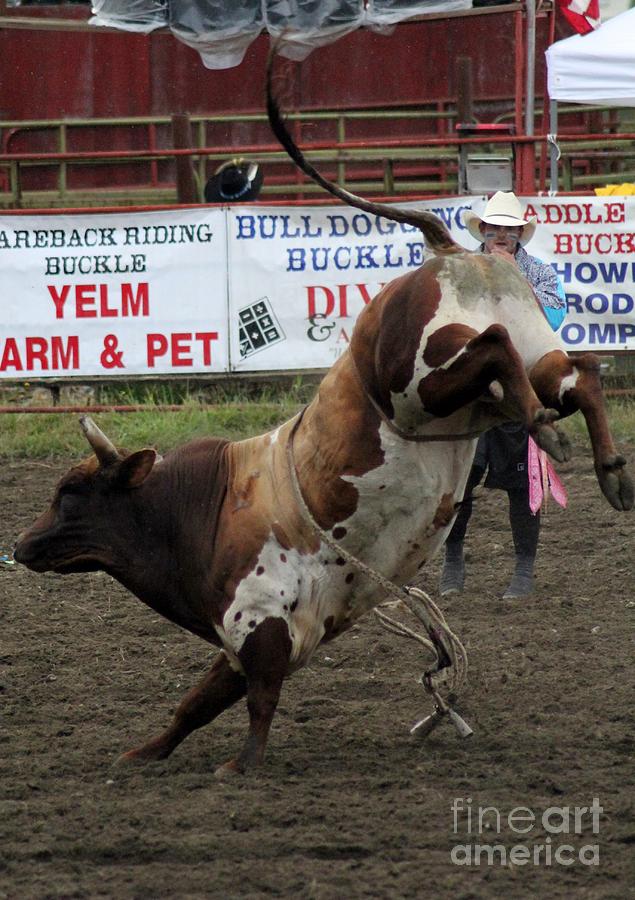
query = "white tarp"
(546, 7, 635, 106)
(90, 0, 471, 69)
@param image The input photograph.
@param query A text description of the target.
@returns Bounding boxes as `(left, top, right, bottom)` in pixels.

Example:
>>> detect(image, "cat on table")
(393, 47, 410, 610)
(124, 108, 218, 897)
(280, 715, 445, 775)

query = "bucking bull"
(14, 64, 633, 775)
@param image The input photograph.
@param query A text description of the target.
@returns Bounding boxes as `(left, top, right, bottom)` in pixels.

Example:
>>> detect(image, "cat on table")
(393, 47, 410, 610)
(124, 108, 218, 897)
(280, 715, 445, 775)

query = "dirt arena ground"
(1, 444, 634, 899)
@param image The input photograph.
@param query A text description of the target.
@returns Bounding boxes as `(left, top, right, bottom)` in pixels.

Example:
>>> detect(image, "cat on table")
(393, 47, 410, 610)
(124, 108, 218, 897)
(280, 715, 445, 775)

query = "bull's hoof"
(116, 744, 169, 766)
(533, 422, 572, 463)
(599, 462, 634, 511)
(533, 407, 560, 426)
(115, 751, 150, 767)
(214, 759, 244, 780)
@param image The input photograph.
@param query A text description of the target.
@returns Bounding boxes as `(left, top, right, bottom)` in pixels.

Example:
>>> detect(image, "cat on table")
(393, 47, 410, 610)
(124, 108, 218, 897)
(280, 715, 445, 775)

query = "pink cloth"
(528, 436, 568, 514)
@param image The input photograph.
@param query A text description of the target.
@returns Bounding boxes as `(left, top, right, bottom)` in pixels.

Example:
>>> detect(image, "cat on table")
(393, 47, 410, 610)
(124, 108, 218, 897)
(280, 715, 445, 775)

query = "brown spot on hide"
(417, 322, 532, 420)
(234, 611, 242, 622)
(280, 552, 287, 562)
(433, 493, 457, 529)
(256, 566, 265, 576)
(335, 557, 346, 566)
(271, 522, 292, 551)
(249, 619, 257, 629)
(280, 590, 285, 596)
(332, 526, 347, 539)
(362, 263, 444, 403)
(290, 600, 298, 612)
(345, 573, 354, 584)
(422, 323, 479, 368)
(292, 354, 384, 530)
(237, 617, 293, 715)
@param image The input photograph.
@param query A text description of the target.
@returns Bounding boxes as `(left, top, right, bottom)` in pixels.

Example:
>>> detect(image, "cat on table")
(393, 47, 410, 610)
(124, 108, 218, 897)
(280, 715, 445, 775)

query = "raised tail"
(265, 47, 462, 255)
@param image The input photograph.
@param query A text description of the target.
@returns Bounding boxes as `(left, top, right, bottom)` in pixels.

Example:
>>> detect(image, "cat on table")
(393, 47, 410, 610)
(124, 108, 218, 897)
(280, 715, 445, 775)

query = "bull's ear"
(116, 449, 157, 489)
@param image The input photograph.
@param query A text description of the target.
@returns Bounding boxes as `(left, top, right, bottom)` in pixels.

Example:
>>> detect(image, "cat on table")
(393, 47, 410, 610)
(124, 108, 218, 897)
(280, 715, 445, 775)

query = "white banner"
(523, 196, 635, 352)
(0, 208, 229, 379)
(2, 196, 634, 380)
(227, 197, 477, 371)
(429, 195, 635, 352)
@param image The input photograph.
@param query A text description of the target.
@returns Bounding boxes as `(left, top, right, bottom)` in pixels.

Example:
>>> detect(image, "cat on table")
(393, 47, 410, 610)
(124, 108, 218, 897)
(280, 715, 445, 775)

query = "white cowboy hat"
(463, 191, 537, 246)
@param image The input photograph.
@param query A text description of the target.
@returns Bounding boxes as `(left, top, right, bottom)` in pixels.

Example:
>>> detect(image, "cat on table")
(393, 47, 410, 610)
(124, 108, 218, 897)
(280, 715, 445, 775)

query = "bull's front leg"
(118, 650, 246, 764)
(215, 616, 292, 778)
(530, 350, 634, 511)
(417, 323, 562, 456)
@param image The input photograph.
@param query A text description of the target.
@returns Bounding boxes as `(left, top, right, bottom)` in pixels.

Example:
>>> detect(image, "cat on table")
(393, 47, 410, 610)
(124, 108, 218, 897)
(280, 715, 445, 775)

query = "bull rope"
(286, 410, 472, 739)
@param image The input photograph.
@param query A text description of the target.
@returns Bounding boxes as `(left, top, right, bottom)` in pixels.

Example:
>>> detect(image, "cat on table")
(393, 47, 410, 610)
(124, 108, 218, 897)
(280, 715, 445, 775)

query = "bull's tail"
(265, 48, 462, 256)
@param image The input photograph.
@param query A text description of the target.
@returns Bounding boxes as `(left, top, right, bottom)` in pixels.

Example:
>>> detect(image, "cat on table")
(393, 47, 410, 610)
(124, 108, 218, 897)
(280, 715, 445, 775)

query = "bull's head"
(14, 417, 157, 574)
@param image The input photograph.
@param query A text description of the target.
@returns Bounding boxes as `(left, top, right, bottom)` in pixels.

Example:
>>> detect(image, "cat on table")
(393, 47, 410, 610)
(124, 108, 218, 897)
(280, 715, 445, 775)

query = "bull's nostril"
(1, 551, 16, 568)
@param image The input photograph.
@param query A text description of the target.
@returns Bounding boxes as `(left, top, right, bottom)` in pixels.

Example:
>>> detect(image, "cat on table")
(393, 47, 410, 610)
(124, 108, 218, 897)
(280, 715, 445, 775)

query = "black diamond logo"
(238, 297, 285, 358)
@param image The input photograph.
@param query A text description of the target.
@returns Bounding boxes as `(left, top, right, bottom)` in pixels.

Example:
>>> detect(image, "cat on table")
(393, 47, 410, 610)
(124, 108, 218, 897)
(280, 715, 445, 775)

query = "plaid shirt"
(514, 246, 565, 311)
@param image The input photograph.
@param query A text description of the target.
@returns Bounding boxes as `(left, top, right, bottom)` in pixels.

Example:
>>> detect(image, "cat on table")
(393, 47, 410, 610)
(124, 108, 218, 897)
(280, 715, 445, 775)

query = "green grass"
(0, 399, 306, 460)
(0, 391, 633, 461)
(561, 398, 635, 447)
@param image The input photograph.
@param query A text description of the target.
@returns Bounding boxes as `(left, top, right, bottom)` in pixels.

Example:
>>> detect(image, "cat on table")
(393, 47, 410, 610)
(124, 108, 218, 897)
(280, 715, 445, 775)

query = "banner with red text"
(227, 194, 635, 369)
(226, 197, 474, 371)
(2, 196, 635, 379)
(520, 195, 635, 352)
(0, 208, 229, 379)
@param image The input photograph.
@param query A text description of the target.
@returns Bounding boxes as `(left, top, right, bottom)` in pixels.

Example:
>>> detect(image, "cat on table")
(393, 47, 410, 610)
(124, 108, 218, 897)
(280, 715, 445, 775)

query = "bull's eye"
(59, 492, 84, 517)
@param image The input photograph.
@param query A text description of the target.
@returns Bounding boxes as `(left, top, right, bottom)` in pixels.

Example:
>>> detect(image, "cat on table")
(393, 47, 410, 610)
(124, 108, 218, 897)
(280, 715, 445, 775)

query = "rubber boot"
(502, 488, 540, 598)
(439, 462, 485, 597)
(440, 542, 465, 596)
(502, 554, 536, 598)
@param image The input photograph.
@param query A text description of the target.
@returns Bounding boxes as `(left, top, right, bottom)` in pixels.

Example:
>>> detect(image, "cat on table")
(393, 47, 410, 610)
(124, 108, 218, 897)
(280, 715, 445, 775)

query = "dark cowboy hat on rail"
(204, 158, 264, 203)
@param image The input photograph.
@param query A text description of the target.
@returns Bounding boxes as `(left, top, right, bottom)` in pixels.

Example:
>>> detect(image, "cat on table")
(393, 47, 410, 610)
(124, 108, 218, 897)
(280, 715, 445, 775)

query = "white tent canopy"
(546, 7, 635, 107)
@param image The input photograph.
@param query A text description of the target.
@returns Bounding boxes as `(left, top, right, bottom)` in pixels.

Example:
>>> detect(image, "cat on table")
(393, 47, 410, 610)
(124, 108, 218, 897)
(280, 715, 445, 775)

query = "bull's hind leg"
(530, 350, 634, 510)
(215, 617, 292, 778)
(417, 324, 560, 450)
(118, 650, 246, 764)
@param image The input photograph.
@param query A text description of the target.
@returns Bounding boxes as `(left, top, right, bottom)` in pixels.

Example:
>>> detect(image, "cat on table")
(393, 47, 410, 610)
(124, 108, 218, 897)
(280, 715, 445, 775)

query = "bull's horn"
(79, 415, 120, 465)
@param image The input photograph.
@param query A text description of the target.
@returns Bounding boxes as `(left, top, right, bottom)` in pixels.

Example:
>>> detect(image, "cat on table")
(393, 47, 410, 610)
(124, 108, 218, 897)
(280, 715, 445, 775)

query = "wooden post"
(171, 113, 198, 204)
(456, 56, 473, 126)
(455, 56, 473, 194)
(516, 142, 537, 193)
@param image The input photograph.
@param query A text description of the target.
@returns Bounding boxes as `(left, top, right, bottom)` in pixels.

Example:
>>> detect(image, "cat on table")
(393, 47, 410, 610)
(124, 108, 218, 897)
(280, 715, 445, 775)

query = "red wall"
(2, 6, 570, 195)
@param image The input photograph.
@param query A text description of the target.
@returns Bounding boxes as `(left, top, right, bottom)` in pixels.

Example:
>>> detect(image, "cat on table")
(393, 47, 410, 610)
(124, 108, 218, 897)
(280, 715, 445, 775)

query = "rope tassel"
(374, 588, 472, 740)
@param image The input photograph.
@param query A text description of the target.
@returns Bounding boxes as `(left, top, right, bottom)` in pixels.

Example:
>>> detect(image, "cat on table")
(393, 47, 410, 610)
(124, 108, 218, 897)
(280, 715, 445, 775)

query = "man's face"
(479, 222, 523, 254)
